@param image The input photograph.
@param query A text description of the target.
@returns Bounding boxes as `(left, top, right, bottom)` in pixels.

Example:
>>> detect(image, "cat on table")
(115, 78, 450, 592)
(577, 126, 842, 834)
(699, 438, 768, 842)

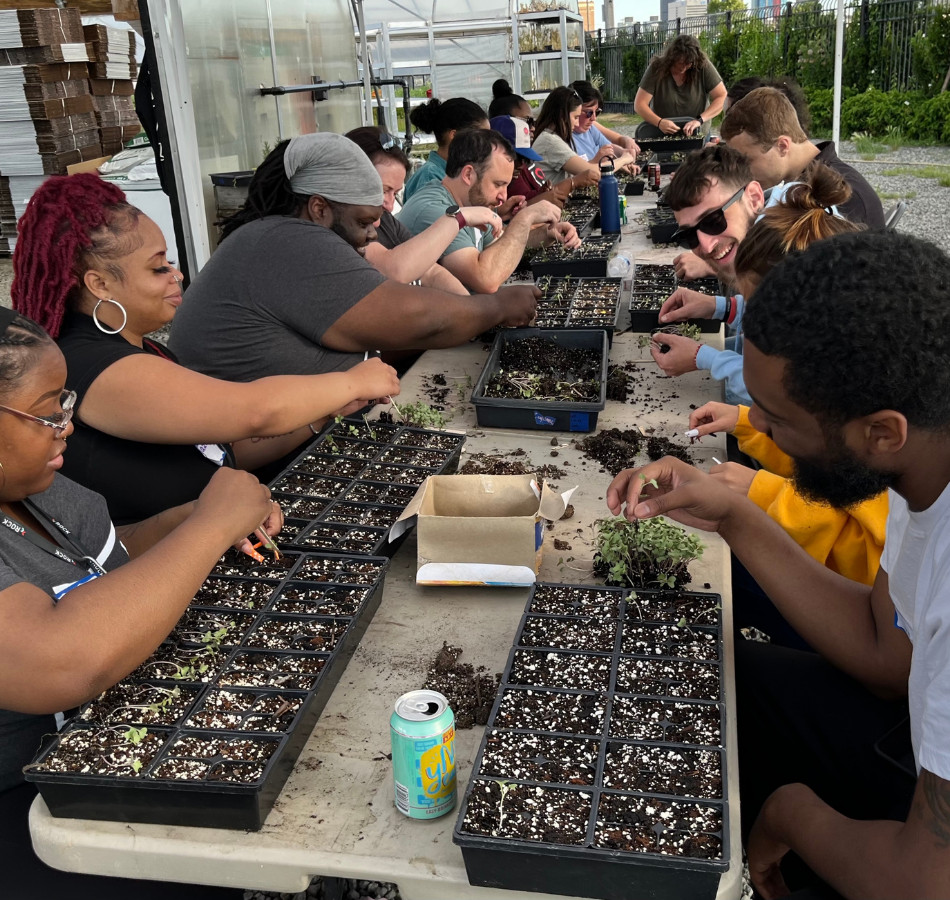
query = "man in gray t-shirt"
(397, 129, 581, 295)
(169, 132, 539, 380)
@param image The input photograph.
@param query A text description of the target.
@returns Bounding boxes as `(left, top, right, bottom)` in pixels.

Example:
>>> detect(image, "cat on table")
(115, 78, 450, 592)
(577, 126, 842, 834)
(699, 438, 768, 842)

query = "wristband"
(657, 117, 665, 128)
(726, 296, 739, 325)
(697, 114, 704, 125)
(723, 295, 732, 323)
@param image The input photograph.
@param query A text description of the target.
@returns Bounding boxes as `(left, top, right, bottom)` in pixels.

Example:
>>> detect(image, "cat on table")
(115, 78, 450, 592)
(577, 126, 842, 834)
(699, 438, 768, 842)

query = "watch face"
(445, 204, 461, 216)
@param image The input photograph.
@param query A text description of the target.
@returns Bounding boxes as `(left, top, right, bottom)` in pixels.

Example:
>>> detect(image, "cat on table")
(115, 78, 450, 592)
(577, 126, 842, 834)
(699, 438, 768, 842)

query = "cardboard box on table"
(390, 474, 575, 587)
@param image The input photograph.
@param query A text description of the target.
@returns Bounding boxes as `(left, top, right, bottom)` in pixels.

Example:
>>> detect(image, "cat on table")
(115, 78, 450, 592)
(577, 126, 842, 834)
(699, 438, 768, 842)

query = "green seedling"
(594, 515, 703, 590)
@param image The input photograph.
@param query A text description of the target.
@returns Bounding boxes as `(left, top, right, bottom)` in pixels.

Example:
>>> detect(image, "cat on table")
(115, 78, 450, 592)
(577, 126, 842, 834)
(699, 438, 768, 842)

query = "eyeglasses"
(0, 389, 76, 438)
(671, 185, 748, 250)
(379, 132, 396, 151)
(581, 107, 603, 119)
(525, 116, 536, 128)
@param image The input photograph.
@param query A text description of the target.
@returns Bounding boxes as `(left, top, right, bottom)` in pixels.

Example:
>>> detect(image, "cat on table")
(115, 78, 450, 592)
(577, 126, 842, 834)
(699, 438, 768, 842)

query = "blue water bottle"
(598, 158, 621, 234)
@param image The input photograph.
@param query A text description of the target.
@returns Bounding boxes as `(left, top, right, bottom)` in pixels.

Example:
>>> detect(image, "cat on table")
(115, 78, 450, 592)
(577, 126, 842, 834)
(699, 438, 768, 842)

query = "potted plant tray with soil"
(645, 208, 678, 245)
(530, 234, 620, 278)
(270, 417, 466, 557)
(529, 275, 622, 342)
(628, 263, 720, 334)
(25, 549, 389, 831)
(472, 330, 608, 433)
(453, 581, 729, 900)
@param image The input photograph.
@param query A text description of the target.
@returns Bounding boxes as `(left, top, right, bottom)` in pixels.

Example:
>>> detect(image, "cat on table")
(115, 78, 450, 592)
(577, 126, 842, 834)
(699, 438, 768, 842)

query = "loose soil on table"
(577, 428, 643, 475)
(459, 452, 566, 481)
(645, 435, 692, 464)
(605, 364, 633, 402)
(422, 643, 499, 729)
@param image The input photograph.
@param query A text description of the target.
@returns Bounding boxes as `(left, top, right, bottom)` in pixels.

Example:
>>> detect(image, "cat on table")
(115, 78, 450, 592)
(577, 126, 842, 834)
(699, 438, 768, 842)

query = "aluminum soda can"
(648, 163, 661, 191)
(390, 689, 457, 819)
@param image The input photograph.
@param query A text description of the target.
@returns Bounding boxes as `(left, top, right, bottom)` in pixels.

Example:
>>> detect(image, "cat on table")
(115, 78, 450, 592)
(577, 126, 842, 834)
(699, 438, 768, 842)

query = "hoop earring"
(92, 298, 127, 335)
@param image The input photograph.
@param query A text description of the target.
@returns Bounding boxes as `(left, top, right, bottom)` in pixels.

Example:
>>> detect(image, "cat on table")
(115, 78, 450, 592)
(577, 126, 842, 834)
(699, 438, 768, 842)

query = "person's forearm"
(231, 425, 315, 470)
(411, 293, 514, 346)
(366, 218, 464, 283)
(633, 90, 655, 124)
(473, 224, 535, 292)
(421, 262, 469, 294)
(756, 784, 909, 900)
(717, 498, 892, 687)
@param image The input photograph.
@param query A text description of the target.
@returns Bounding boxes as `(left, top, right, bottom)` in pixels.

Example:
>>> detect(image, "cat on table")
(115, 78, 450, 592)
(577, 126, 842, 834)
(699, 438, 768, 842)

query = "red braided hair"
(12, 173, 140, 339)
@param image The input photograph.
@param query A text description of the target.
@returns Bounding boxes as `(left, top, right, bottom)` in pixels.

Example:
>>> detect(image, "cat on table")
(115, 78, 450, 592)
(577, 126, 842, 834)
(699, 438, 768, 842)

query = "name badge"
(196, 443, 228, 466)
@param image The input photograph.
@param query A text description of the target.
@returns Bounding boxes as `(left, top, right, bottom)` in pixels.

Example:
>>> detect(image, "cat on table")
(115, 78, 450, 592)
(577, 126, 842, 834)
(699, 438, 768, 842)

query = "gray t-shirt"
(531, 129, 576, 186)
(0, 475, 130, 790)
(397, 181, 492, 259)
(376, 209, 413, 250)
(168, 217, 387, 379)
(639, 59, 722, 120)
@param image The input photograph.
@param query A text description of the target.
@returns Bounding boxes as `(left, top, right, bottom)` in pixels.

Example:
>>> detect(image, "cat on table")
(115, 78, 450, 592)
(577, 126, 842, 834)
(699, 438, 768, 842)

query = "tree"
(708, 0, 746, 13)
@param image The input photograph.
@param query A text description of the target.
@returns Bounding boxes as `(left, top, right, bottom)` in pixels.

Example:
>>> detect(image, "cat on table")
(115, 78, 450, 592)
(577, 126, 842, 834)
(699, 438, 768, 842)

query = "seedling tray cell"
(472, 329, 608, 433)
(316, 499, 404, 529)
(271, 472, 351, 499)
(218, 651, 328, 690)
(28, 551, 388, 830)
(530, 234, 619, 278)
(191, 577, 278, 611)
(291, 521, 390, 557)
(454, 582, 728, 900)
(343, 480, 418, 506)
(357, 464, 435, 486)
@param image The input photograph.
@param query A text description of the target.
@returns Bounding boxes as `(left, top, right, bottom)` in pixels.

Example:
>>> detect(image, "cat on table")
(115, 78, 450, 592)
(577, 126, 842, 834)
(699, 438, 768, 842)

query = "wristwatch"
(696, 115, 704, 125)
(445, 205, 467, 229)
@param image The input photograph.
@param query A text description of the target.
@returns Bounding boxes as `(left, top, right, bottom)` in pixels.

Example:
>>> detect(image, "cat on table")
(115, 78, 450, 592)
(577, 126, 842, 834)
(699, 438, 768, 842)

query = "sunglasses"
(581, 107, 603, 119)
(671, 184, 748, 250)
(379, 132, 396, 151)
(524, 116, 536, 128)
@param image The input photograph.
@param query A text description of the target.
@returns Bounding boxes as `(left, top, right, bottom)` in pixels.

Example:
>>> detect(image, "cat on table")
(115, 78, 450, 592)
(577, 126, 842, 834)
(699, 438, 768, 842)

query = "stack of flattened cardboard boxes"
(0, 7, 141, 255)
(83, 22, 139, 156)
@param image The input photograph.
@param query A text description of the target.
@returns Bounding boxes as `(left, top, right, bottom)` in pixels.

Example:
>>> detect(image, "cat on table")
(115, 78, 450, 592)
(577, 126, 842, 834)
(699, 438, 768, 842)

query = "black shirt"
(57, 312, 232, 525)
(813, 140, 885, 229)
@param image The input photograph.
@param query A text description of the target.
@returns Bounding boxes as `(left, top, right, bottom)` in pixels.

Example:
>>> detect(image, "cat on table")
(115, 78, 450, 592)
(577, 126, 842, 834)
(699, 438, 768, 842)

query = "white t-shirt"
(880, 482, 950, 779)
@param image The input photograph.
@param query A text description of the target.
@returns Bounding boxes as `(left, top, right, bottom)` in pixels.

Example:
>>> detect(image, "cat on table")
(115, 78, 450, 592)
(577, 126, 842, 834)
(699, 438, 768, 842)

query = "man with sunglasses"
(650, 145, 777, 404)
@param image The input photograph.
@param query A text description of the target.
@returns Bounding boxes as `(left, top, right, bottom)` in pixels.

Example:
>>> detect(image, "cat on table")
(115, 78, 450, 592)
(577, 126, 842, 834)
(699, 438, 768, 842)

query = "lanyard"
(0, 501, 108, 576)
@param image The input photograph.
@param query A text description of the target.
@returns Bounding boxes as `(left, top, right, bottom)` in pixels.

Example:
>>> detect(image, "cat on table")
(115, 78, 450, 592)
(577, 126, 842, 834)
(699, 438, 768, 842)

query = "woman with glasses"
(345, 125, 500, 293)
(488, 79, 534, 125)
(531, 86, 636, 189)
(634, 35, 726, 137)
(403, 97, 489, 202)
(11, 174, 399, 525)
(569, 80, 639, 165)
(0, 308, 272, 898)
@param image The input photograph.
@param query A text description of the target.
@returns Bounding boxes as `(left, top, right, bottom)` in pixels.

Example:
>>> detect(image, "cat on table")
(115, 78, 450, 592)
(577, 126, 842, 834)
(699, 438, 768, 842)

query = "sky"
(609, 0, 664, 25)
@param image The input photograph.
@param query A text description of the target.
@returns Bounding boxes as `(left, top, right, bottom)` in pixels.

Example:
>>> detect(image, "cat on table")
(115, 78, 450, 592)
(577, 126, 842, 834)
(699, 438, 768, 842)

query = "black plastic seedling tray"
(271, 418, 465, 556)
(454, 581, 729, 900)
(531, 275, 622, 343)
(645, 208, 678, 244)
(26, 551, 389, 830)
(472, 329, 608, 433)
(635, 134, 703, 155)
(628, 263, 721, 334)
(530, 234, 620, 278)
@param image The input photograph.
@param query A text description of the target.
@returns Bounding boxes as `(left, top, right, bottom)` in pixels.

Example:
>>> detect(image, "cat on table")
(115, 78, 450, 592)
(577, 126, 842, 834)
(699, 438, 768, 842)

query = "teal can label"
(390, 689, 457, 819)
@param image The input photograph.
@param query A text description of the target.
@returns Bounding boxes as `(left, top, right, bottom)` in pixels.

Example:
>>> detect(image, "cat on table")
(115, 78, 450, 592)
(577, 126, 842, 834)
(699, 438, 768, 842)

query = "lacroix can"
(390, 689, 457, 819)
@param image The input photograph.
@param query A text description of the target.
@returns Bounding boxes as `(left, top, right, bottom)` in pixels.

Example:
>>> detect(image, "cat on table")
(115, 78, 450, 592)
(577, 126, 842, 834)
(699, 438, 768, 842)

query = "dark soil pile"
(459, 452, 566, 480)
(605, 365, 631, 402)
(577, 428, 642, 475)
(422, 643, 500, 729)
(645, 435, 691, 464)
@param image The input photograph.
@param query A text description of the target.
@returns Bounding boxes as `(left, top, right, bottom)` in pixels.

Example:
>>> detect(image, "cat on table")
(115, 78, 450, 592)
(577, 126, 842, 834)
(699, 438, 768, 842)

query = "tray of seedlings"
(472, 329, 608, 433)
(453, 580, 728, 900)
(268, 417, 466, 557)
(530, 234, 619, 278)
(529, 275, 622, 342)
(649, 149, 689, 174)
(25, 549, 389, 830)
(635, 133, 704, 155)
(561, 196, 600, 235)
(617, 171, 645, 195)
(628, 263, 720, 334)
(644, 208, 678, 245)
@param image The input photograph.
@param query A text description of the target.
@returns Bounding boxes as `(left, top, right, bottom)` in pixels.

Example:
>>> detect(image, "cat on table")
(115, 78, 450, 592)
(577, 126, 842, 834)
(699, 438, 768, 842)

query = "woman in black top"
(0, 308, 276, 897)
(12, 174, 400, 524)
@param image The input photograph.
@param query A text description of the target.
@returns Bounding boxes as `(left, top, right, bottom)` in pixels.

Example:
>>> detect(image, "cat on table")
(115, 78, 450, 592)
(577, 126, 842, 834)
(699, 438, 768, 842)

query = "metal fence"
(587, 0, 946, 101)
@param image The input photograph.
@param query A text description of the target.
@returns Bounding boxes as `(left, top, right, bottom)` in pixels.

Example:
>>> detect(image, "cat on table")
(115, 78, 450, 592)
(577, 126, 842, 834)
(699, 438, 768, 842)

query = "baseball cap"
(489, 115, 542, 161)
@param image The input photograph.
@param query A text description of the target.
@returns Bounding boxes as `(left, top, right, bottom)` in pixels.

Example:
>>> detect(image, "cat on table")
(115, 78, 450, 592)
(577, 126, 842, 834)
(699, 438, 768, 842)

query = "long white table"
(30, 196, 742, 900)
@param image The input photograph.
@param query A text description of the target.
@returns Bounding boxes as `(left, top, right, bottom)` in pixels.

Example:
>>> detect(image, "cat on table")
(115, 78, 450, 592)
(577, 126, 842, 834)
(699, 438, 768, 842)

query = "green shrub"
(840, 89, 924, 136)
(908, 92, 950, 143)
(710, 28, 739, 85)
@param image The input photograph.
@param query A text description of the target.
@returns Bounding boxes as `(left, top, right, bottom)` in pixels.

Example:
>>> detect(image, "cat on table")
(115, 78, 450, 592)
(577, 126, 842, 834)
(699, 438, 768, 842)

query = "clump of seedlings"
(637, 323, 702, 352)
(594, 515, 704, 589)
(379, 397, 446, 430)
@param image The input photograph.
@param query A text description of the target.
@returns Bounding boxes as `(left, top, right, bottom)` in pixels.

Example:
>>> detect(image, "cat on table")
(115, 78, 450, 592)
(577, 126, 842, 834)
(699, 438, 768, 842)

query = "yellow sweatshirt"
(733, 406, 887, 586)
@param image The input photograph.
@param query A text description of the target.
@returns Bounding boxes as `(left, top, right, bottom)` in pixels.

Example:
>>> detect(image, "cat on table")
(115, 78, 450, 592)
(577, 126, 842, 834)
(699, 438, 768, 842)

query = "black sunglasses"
(379, 132, 396, 151)
(524, 116, 536, 128)
(671, 184, 748, 250)
(581, 107, 603, 118)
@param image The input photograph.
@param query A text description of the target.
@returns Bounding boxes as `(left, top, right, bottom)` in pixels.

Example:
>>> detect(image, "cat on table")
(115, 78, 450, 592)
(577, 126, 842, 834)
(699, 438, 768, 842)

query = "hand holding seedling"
(650, 332, 701, 376)
(464, 205, 506, 237)
(606, 457, 741, 533)
(495, 194, 527, 222)
(672, 251, 716, 282)
(710, 461, 756, 495)
(689, 400, 740, 438)
(548, 220, 582, 250)
(659, 286, 717, 324)
(349, 356, 401, 403)
(497, 284, 540, 327)
(192, 468, 278, 552)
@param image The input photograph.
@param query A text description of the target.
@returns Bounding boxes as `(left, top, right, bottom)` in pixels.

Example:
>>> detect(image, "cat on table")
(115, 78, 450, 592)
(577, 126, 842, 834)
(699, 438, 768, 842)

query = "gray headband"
(283, 132, 383, 206)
